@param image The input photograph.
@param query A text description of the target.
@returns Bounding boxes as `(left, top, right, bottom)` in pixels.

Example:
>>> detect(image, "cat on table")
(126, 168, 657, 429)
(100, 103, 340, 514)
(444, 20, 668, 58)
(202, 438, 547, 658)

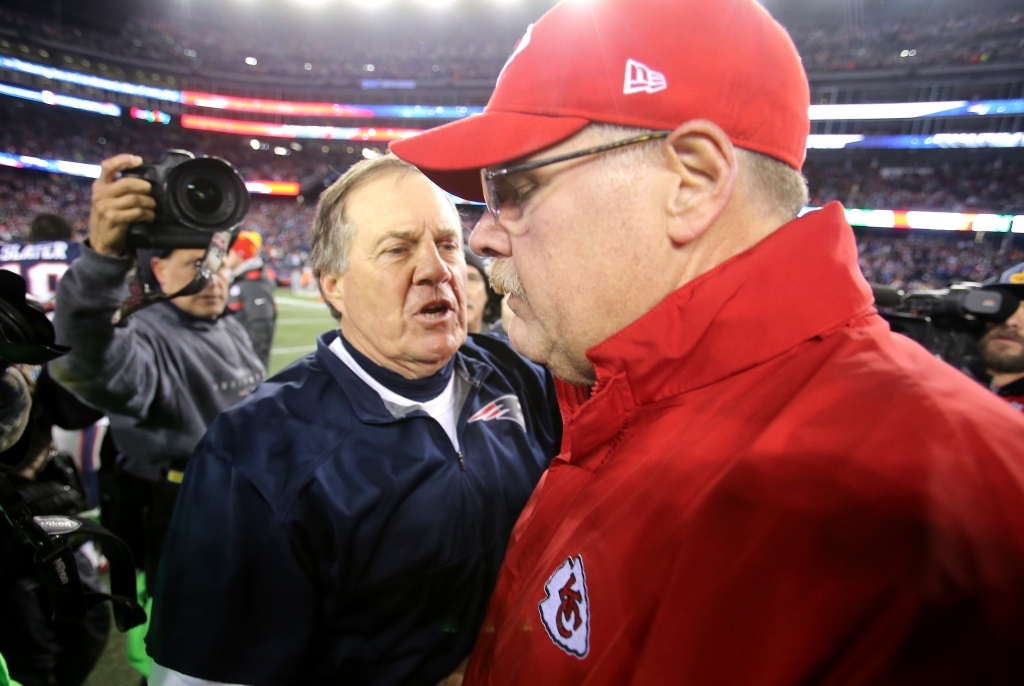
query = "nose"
(1007, 304, 1024, 330)
(413, 241, 452, 287)
(469, 212, 513, 259)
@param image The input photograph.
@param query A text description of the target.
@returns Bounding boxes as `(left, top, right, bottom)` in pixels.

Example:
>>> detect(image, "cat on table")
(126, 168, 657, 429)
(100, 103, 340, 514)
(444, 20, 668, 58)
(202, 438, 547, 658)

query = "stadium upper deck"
(1, 0, 1022, 102)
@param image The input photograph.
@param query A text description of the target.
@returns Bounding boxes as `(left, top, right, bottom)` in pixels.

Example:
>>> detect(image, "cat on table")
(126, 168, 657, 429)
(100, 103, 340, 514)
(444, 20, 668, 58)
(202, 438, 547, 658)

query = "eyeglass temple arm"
(484, 131, 671, 181)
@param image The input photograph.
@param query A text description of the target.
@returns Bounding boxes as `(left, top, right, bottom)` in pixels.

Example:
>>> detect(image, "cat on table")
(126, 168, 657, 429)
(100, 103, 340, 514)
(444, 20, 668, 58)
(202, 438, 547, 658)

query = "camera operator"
(48, 153, 265, 592)
(979, 267, 1024, 412)
(1, 270, 145, 686)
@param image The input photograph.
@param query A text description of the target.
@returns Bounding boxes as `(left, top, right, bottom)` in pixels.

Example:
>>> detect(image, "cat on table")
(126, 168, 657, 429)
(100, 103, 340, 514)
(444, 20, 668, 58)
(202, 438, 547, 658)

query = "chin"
(420, 330, 465, 357)
(507, 322, 545, 365)
(195, 302, 226, 318)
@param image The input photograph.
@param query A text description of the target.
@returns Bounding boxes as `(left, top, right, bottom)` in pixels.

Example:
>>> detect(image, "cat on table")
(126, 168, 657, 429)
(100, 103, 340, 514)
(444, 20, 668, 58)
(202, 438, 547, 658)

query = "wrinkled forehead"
(349, 169, 463, 244)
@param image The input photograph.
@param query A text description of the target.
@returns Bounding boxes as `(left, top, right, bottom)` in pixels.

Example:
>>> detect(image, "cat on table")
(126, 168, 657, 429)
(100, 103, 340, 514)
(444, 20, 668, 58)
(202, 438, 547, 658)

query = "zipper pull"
(457, 451, 466, 471)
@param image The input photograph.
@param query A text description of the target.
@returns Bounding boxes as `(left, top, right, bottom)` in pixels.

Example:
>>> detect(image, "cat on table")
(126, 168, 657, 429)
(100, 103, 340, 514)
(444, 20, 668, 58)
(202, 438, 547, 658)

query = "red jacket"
(996, 377, 1024, 413)
(464, 203, 1024, 686)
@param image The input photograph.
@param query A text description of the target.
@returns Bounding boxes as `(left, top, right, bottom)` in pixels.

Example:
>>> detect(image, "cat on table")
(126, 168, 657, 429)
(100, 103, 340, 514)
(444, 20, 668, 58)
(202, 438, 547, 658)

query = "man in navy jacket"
(146, 155, 561, 686)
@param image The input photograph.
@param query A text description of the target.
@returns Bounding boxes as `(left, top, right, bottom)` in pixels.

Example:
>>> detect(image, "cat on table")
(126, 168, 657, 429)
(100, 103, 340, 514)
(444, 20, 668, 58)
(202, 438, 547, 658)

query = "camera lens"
(185, 179, 224, 215)
(169, 157, 250, 230)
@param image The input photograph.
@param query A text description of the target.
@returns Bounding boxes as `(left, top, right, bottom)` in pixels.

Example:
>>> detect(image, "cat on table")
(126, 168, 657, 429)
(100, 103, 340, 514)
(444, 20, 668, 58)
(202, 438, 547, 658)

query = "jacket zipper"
(456, 451, 466, 471)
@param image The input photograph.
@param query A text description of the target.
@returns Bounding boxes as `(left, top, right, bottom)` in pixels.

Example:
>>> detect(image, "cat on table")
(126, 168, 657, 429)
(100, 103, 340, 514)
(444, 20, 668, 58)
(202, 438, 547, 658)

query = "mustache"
(985, 325, 1024, 344)
(489, 258, 528, 302)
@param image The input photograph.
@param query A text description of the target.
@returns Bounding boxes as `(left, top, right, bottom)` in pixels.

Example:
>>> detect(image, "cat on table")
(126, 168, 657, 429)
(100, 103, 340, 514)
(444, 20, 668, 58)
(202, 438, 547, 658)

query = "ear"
(320, 273, 347, 318)
(149, 256, 169, 292)
(660, 120, 737, 245)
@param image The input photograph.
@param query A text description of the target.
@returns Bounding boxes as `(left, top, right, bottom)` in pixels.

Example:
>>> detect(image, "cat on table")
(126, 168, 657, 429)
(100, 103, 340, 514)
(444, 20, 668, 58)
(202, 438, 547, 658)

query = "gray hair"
(308, 153, 460, 320)
(587, 123, 808, 222)
(310, 154, 419, 281)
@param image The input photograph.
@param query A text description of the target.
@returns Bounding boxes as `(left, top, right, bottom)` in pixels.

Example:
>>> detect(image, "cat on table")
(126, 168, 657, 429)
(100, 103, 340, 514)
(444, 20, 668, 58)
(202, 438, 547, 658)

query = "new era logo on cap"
(623, 58, 667, 95)
(390, 0, 811, 200)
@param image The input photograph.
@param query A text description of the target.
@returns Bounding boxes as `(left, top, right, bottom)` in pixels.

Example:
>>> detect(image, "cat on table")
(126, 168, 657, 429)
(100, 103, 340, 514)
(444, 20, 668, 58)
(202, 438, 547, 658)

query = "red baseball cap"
(390, 0, 810, 202)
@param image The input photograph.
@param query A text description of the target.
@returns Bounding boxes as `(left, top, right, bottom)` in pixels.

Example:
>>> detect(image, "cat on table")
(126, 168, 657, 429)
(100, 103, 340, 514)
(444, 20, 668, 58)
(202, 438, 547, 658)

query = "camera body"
(122, 150, 250, 250)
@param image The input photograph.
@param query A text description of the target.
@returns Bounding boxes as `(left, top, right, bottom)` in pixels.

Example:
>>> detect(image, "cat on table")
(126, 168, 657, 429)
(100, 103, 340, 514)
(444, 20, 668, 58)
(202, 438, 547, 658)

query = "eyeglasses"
(480, 130, 671, 223)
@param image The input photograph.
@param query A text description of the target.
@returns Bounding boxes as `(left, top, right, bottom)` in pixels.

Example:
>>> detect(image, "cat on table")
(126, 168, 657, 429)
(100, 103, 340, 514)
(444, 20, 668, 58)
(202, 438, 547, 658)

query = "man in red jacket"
(391, 0, 1024, 683)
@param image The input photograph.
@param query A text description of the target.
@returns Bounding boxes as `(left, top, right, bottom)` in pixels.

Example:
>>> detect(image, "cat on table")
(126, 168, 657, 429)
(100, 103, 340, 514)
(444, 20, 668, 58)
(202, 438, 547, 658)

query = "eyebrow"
(371, 225, 461, 251)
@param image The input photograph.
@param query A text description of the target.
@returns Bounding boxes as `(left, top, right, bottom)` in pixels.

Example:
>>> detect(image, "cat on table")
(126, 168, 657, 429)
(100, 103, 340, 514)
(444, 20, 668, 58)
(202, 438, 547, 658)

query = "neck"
(339, 320, 446, 379)
(990, 370, 1024, 389)
(672, 205, 787, 291)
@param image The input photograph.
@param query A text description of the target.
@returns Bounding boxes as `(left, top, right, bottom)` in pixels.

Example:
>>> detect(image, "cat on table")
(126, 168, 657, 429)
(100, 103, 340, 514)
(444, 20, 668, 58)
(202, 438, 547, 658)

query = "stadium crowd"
(3, 161, 1023, 293)
(857, 231, 1024, 290)
(4, 95, 1024, 290)
(788, 9, 1024, 71)
(1, 1, 1022, 89)
(804, 158, 1024, 215)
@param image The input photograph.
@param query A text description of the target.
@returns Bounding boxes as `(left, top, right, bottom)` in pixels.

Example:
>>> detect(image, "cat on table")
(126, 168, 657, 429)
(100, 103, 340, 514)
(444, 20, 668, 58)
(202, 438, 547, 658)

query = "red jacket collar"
(555, 202, 875, 461)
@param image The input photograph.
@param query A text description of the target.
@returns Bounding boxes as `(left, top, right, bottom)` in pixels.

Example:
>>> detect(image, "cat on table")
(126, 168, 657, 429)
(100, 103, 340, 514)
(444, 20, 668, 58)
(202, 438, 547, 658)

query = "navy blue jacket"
(147, 330, 561, 686)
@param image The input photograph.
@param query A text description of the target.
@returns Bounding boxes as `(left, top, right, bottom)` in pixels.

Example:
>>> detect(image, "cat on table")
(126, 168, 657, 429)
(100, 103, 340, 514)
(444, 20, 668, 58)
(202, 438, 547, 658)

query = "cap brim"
(390, 111, 590, 202)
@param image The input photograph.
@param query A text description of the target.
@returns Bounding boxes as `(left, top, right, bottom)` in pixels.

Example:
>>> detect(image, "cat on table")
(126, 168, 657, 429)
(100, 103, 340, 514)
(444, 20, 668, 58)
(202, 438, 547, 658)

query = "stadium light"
(352, 0, 394, 9)
(245, 57, 258, 66)
(249, 139, 261, 150)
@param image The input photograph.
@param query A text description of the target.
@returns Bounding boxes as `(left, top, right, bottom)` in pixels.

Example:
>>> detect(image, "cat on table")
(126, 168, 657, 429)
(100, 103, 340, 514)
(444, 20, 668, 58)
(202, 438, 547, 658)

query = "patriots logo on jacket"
(468, 394, 525, 430)
(539, 555, 590, 659)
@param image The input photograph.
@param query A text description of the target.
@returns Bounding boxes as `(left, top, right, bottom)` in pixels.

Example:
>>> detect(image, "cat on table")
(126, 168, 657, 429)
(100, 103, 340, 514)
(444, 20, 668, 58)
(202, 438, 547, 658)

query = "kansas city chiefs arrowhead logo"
(468, 394, 525, 430)
(538, 556, 590, 659)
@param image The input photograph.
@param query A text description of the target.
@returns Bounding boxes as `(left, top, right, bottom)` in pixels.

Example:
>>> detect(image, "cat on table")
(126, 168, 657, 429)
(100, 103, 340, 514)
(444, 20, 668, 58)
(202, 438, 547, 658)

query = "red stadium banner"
(244, 181, 301, 196)
(181, 91, 376, 118)
(180, 114, 421, 141)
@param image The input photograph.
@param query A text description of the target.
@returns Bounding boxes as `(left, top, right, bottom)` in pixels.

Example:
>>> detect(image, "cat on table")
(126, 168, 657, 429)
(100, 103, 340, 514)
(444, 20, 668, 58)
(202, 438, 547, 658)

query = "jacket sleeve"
(241, 282, 276, 370)
(48, 244, 162, 420)
(146, 422, 315, 685)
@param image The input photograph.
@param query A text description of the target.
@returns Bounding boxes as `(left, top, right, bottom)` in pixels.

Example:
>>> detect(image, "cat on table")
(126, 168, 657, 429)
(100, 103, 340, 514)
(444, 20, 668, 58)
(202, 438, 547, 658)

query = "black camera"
(0, 270, 69, 370)
(122, 150, 250, 250)
(873, 283, 1021, 374)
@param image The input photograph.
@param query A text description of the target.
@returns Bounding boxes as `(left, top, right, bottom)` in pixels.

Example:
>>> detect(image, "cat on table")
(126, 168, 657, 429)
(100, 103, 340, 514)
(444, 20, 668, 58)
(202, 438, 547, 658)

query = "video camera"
(122, 150, 250, 250)
(1, 271, 145, 631)
(872, 282, 1021, 373)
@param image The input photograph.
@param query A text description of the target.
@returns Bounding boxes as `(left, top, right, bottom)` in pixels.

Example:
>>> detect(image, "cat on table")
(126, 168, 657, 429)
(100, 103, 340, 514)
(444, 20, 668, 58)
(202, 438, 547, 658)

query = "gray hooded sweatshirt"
(50, 244, 266, 481)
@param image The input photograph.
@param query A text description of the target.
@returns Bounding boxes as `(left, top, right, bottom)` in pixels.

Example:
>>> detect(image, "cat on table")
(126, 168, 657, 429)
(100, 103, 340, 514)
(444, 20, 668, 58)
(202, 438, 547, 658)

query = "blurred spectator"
(225, 231, 277, 369)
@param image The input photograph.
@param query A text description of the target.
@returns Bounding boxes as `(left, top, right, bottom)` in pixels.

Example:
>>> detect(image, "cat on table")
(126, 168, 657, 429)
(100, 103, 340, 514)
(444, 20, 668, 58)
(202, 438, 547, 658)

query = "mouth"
(416, 299, 455, 322)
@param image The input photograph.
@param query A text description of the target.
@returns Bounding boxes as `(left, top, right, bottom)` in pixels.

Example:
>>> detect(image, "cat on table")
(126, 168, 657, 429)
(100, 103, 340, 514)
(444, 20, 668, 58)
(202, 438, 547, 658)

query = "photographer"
(48, 154, 265, 591)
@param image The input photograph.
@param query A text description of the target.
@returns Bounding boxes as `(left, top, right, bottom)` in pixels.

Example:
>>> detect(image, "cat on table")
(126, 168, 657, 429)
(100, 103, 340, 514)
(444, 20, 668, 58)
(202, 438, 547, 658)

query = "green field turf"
(269, 288, 337, 375)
